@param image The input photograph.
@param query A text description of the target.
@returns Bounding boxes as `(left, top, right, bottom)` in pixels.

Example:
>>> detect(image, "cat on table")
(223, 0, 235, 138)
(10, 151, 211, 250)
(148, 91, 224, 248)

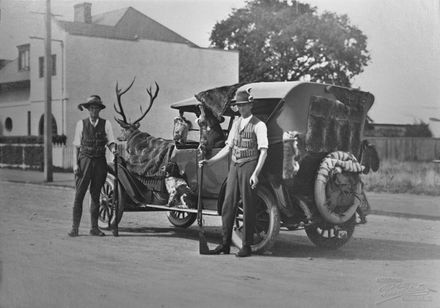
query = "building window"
(38, 114, 58, 135)
(39, 54, 57, 78)
(28, 111, 31, 136)
(39, 57, 44, 78)
(52, 54, 57, 75)
(18, 44, 30, 71)
(5, 117, 13, 132)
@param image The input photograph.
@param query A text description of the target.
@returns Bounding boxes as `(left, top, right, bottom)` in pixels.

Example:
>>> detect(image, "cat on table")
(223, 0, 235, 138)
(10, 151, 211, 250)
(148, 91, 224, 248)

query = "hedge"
(0, 135, 67, 145)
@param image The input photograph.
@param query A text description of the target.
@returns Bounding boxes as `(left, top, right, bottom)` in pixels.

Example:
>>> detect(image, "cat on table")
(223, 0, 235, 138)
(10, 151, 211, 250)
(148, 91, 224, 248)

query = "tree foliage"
(210, 0, 370, 86)
(405, 121, 433, 137)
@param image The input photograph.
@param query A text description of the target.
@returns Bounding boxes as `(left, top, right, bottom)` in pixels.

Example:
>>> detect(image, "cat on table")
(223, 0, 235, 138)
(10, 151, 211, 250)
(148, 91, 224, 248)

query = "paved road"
(0, 182, 439, 308)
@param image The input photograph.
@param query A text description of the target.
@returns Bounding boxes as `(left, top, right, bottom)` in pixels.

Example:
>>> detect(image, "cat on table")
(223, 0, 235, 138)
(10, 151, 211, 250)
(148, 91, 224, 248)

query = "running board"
(140, 204, 219, 216)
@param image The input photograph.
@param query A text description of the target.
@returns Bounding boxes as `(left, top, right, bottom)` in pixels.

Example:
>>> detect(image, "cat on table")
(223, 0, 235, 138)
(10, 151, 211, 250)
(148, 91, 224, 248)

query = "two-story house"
(0, 2, 238, 151)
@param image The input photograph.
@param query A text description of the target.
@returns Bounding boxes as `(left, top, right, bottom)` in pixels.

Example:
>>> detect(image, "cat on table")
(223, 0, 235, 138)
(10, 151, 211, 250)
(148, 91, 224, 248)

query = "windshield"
(175, 110, 234, 145)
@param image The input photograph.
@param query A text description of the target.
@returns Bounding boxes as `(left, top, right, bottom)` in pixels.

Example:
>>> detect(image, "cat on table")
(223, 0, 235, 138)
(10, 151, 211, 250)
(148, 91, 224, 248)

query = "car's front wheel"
(167, 210, 197, 228)
(98, 174, 124, 229)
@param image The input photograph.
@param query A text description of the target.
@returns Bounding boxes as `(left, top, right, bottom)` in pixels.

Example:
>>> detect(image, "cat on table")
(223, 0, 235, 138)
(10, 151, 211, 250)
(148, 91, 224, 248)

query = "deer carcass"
(113, 78, 195, 206)
(114, 78, 174, 183)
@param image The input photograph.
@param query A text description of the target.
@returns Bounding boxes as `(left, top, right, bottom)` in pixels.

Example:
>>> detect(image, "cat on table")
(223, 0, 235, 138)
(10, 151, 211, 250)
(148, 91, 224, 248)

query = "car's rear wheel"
(305, 215, 355, 250)
(231, 187, 280, 254)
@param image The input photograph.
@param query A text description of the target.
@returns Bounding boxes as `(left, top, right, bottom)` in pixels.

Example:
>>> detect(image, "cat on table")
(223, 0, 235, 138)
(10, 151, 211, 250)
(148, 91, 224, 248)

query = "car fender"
(216, 179, 287, 216)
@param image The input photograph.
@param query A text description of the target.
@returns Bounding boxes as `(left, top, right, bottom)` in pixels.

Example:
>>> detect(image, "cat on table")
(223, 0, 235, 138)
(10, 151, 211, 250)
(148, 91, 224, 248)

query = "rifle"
(112, 145, 119, 237)
(197, 104, 210, 254)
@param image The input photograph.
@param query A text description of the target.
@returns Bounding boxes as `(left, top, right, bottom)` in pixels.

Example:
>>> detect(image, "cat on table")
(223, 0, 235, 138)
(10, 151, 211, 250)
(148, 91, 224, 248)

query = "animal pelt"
(161, 162, 194, 208)
(125, 129, 174, 179)
(196, 105, 225, 157)
(305, 96, 367, 157)
(282, 131, 301, 180)
(173, 116, 191, 145)
(359, 140, 380, 174)
(194, 83, 244, 118)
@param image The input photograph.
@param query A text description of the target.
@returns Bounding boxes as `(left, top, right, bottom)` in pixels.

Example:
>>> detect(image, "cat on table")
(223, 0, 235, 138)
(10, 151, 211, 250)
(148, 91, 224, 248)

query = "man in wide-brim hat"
(68, 95, 117, 237)
(199, 88, 268, 257)
(78, 95, 106, 111)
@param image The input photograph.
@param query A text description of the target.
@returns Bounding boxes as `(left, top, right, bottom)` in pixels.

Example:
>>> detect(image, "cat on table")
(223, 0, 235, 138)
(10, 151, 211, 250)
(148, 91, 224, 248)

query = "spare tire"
(314, 151, 363, 224)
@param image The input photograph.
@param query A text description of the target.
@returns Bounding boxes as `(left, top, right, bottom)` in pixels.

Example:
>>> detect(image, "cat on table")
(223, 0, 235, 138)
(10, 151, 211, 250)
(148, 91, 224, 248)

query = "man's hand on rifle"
(198, 159, 209, 168)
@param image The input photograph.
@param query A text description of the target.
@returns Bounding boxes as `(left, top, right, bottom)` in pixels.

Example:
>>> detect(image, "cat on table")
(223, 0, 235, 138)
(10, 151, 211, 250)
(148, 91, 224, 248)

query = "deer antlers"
(114, 77, 160, 128)
(134, 82, 160, 125)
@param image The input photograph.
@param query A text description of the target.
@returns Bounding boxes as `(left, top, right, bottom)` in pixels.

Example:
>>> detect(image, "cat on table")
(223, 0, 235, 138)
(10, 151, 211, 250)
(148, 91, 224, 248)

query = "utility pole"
(44, 0, 53, 182)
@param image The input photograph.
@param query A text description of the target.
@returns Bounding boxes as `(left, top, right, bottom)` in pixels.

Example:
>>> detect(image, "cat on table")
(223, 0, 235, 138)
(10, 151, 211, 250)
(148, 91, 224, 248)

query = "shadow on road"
(112, 225, 440, 261)
(268, 233, 440, 261)
(115, 225, 222, 241)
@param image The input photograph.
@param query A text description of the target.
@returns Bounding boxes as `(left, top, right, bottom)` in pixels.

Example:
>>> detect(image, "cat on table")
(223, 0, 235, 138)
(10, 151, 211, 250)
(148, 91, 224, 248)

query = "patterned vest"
(232, 116, 260, 164)
(79, 118, 108, 158)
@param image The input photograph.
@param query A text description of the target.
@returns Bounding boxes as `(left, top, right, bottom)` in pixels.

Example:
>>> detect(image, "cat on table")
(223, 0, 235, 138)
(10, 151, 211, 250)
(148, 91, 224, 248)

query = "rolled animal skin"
(282, 131, 300, 180)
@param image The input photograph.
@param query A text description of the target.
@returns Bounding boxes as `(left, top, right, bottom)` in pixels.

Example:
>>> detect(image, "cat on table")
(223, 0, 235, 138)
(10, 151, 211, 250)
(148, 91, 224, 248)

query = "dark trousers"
(221, 160, 257, 247)
(72, 155, 107, 229)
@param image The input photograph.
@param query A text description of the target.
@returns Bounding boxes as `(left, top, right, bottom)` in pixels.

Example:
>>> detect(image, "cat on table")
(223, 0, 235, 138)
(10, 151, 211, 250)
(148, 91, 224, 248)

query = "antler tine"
(114, 116, 126, 127)
(117, 77, 136, 96)
(133, 81, 160, 125)
(114, 77, 136, 124)
(146, 81, 160, 101)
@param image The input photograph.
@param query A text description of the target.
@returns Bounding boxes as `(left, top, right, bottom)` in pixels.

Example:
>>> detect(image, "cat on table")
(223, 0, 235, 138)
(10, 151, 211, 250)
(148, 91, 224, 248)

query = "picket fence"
(367, 137, 440, 162)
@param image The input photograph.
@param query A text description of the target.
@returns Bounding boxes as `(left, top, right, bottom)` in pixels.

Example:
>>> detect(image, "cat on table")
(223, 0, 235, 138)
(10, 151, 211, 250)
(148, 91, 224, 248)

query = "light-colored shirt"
(72, 118, 116, 147)
(226, 115, 268, 149)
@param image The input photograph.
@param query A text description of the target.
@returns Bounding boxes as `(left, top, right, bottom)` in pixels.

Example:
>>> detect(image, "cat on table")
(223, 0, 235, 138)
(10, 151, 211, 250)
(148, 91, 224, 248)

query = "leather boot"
(236, 245, 252, 257)
(90, 228, 105, 236)
(208, 244, 230, 255)
(68, 228, 79, 237)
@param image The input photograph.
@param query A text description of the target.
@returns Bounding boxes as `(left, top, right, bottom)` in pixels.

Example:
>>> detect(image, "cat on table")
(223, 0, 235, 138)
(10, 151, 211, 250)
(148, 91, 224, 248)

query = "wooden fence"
(367, 137, 440, 162)
(0, 143, 126, 170)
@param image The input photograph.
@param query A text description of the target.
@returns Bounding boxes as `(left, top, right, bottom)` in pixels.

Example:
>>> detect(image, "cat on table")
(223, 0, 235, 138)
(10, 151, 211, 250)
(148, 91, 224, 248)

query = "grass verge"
(362, 160, 440, 196)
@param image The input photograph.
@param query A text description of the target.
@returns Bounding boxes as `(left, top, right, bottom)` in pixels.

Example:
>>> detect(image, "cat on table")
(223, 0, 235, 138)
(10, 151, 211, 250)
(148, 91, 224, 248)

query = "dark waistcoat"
(80, 118, 107, 158)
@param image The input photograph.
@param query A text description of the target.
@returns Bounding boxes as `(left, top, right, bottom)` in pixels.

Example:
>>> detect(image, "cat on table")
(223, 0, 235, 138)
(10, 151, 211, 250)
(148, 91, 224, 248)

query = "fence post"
(21, 144, 26, 169)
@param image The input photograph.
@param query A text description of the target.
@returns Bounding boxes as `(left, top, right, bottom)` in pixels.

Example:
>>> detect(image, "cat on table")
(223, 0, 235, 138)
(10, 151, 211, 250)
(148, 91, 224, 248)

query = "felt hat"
(78, 95, 106, 111)
(231, 88, 254, 105)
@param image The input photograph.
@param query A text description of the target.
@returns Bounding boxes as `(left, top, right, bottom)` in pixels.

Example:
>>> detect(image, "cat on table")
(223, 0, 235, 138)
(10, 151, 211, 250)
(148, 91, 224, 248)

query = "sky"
(1, 0, 440, 135)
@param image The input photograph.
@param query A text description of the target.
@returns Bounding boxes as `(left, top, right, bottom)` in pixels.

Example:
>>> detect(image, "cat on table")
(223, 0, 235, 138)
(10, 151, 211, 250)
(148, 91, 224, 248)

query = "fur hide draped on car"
(305, 96, 368, 157)
(124, 130, 175, 180)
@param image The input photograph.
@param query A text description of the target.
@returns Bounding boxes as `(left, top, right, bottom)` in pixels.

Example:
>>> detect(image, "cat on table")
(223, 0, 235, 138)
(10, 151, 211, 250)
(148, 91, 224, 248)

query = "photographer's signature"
(376, 277, 436, 305)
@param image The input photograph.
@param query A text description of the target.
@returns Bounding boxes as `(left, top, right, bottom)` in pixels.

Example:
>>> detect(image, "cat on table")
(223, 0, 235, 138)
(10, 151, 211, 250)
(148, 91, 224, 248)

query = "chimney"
(74, 2, 92, 23)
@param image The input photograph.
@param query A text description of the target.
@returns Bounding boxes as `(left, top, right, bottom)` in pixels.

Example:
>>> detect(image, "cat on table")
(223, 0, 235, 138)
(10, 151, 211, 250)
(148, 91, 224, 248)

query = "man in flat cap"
(68, 95, 117, 237)
(200, 88, 268, 257)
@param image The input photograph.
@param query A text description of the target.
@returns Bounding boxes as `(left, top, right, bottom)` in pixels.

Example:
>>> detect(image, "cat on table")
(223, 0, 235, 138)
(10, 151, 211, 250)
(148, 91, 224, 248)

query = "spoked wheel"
(99, 174, 124, 229)
(305, 215, 356, 250)
(167, 210, 197, 228)
(231, 187, 280, 254)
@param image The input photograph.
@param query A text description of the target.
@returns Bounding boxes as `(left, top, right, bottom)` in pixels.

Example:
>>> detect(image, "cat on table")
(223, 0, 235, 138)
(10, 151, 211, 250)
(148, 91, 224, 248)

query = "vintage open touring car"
(99, 81, 379, 253)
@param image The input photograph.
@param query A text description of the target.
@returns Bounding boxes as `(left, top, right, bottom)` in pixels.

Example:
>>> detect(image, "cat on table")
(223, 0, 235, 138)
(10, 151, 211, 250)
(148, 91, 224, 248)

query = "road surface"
(0, 182, 439, 308)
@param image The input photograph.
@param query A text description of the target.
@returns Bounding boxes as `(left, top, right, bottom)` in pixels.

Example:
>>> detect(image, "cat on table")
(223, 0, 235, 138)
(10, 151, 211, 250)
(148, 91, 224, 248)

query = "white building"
(0, 2, 238, 144)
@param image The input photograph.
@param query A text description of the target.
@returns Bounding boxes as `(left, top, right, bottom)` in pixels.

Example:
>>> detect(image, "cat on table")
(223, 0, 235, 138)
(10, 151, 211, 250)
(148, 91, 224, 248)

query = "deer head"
(114, 77, 160, 141)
